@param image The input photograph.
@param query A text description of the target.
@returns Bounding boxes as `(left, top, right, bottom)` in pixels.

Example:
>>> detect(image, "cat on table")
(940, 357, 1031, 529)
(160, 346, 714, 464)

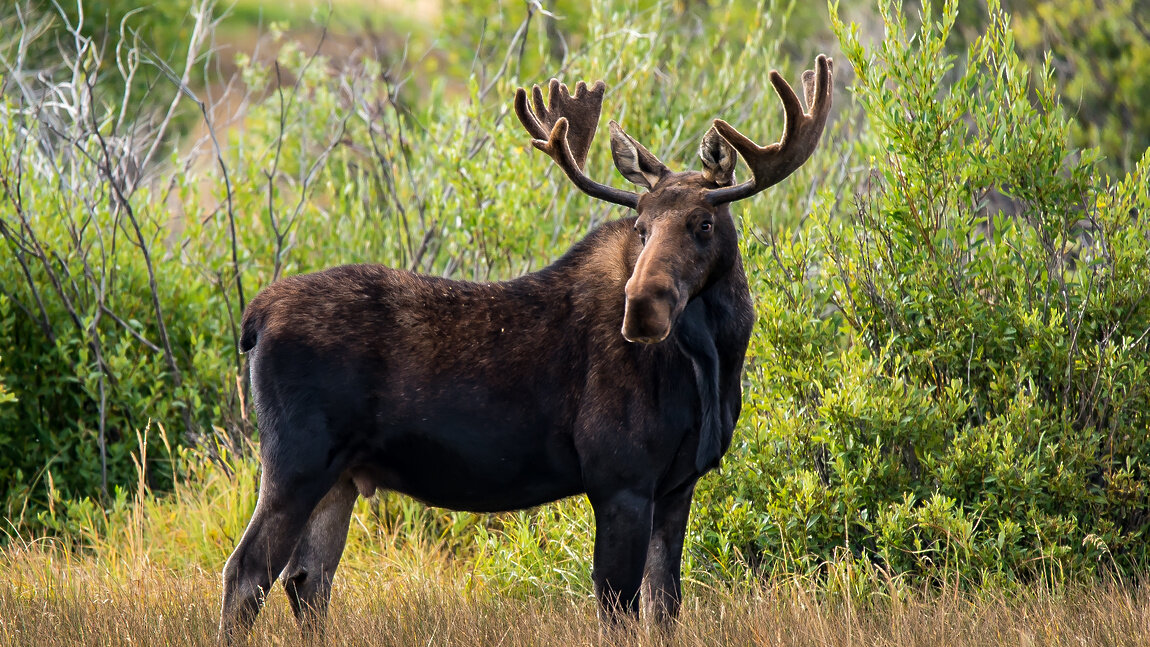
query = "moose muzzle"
(622, 275, 678, 344)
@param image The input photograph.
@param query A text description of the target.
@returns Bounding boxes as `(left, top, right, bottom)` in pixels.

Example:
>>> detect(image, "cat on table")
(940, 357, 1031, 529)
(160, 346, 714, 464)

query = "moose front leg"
(643, 480, 696, 626)
(589, 489, 654, 623)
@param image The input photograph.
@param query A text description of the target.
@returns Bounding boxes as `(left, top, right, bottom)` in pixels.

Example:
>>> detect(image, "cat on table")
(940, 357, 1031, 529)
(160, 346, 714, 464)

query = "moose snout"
(622, 278, 677, 344)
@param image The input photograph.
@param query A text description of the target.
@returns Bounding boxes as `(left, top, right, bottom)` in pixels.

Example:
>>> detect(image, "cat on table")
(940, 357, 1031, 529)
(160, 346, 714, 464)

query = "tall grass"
(3, 431, 1148, 644)
(3, 541, 1149, 645)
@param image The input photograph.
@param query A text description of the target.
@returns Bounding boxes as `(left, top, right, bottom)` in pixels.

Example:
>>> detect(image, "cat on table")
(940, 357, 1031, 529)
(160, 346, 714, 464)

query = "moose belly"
(350, 413, 584, 512)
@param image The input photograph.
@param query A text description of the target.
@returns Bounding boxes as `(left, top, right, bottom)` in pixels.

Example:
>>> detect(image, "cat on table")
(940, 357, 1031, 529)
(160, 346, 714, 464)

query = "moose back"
(220, 55, 833, 640)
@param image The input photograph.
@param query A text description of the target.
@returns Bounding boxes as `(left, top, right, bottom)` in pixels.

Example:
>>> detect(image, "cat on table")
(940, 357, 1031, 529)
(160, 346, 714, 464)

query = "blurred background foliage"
(0, 0, 1147, 597)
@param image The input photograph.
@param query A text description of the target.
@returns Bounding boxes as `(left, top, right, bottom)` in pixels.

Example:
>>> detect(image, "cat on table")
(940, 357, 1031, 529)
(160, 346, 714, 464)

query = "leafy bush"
(688, 0, 1149, 588)
(0, 2, 233, 527)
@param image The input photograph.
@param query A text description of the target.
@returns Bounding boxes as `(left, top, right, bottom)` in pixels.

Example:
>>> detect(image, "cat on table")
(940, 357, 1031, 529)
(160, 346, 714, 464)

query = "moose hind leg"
(643, 481, 696, 627)
(219, 471, 333, 643)
(282, 477, 359, 639)
(589, 489, 654, 623)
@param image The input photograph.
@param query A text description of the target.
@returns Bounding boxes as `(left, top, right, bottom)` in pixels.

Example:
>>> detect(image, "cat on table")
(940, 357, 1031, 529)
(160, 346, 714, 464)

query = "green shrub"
(688, 0, 1149, 588)
(0, 104, 231, 527)
(0, 6, 233, 528)
(937, 0, 1148, 176)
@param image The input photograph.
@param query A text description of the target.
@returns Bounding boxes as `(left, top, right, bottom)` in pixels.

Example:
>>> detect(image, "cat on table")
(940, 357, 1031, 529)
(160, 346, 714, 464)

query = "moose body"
(240, 221, 750, 512)
(220, 56, 832, 640)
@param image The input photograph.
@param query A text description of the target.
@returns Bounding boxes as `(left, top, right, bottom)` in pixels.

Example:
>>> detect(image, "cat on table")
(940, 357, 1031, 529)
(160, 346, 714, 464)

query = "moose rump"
(219, 55, 832, 642)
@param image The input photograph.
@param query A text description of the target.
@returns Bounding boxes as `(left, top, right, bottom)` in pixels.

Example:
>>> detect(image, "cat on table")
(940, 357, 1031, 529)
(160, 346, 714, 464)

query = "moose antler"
(515, 79, 640, 209)
(706, 55, 834, 205)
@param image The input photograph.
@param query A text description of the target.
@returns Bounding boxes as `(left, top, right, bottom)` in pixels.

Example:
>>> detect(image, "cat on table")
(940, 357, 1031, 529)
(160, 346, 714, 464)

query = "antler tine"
(514, 80, 640, 209)
(706, 55, 834, 205)
(516, 84, 549, 141)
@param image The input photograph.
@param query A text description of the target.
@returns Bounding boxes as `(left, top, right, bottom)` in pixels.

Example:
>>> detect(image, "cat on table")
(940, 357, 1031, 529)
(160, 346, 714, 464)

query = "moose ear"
(698, 126, 737, 187)
(609, 121, 668, 189)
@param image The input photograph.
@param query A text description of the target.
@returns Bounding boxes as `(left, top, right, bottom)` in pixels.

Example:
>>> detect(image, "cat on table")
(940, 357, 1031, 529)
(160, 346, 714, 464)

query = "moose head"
(515, 55, 833, 343)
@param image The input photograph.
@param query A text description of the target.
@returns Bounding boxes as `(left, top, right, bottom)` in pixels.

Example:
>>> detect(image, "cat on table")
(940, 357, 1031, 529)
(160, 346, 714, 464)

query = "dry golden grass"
(3, 542, 1149, 647)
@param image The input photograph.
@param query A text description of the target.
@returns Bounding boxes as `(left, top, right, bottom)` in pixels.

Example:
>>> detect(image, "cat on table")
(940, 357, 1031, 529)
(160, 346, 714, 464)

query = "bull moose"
(219, 55, 833, 640)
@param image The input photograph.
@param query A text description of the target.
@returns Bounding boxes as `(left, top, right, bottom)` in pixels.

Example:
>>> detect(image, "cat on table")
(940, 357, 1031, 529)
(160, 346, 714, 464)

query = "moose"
(219, 55, 833, 640)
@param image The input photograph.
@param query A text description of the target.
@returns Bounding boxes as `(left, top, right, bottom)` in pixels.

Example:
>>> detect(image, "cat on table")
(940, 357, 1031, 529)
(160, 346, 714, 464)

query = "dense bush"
(0, 1, 232, 526)
(0, 93, 228, 528)
(1, 0, 1148, 595)
(687, 0, 1149, 588)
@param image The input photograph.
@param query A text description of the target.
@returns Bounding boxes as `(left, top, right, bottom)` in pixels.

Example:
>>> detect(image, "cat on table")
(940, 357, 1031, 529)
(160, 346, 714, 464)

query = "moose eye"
(699, 221, 713, 233)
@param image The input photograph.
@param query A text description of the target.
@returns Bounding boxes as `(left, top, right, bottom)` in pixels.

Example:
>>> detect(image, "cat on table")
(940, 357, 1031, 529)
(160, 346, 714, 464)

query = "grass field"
(3, 541, 1149, 646)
